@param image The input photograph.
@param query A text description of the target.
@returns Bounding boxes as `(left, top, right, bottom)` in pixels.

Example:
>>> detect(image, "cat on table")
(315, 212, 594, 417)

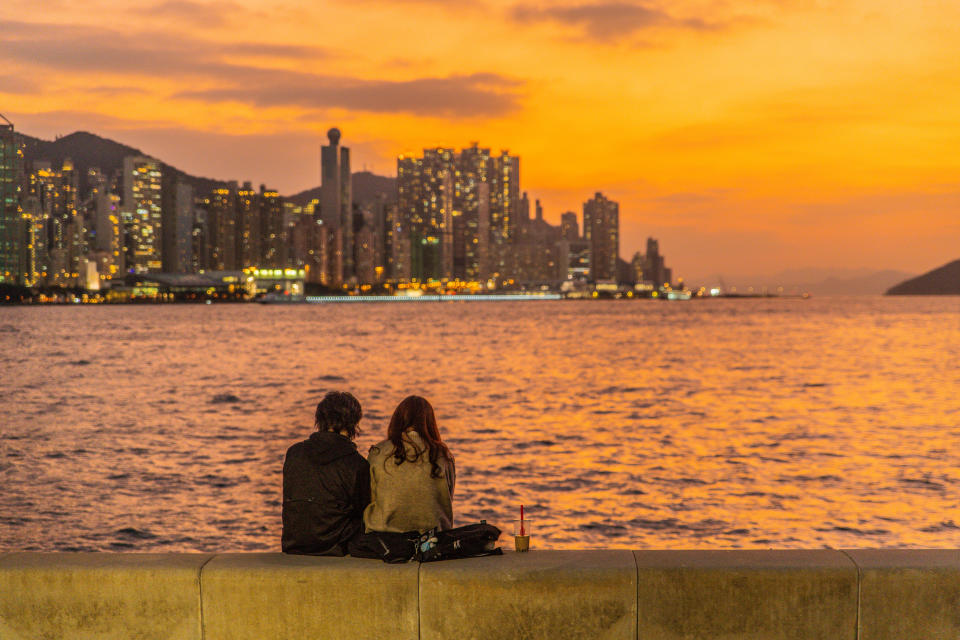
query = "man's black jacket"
(282, 431, 371, 555)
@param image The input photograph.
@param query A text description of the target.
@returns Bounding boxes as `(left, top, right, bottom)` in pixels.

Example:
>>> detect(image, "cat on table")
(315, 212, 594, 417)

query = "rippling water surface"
(1, 297, 958, 551)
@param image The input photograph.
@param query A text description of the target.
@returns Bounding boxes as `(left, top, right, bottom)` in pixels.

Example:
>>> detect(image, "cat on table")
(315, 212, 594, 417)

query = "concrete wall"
(0, 550, 957, 640)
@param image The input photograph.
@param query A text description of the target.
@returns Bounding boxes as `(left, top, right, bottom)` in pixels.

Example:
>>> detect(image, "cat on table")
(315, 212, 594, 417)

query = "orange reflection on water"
(1, 296, 958, 551)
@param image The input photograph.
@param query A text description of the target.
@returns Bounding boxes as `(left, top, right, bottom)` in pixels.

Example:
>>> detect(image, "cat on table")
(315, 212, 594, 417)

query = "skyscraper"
(639, 237, 672, 287)
(259, 185, 285, 268)
(491, 151, 519, 244)
(0, 115, 23, 285)
(583, 192, 619, 282)
(206, 186, 236, 271)
(290, 215, 328, 285)
(94, 189, 123, 280)
(456, 143, 493, 279)
(490, 151, 520, 277)
(397, 148, 456, 281)
(560, 211, 579, 242)
(159, 176, 191, 273)
(517, 191, 531, 237)
(173, 183, 194, 273)
(320, 128, 352, 285)
(20, 192, 46, 287)
(123, 156, 163, 273)
(396, 144, 518, 282)
(22, 161, 55, 286)
(28, 159, 78, 285)
(62, 158, 87, 283)
(353, 207, 377, 285)
(385, 202, 411, 281)
(236, 181, 259, 269)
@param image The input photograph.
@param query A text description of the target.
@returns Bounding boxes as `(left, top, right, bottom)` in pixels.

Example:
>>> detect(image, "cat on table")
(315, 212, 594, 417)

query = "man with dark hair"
(282, 391, 371, 555)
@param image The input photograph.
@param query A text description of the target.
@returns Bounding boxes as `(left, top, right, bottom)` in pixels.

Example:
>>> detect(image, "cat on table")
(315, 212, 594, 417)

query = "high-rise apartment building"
(160, 175, 194, 273)
(236, 181, 259, 269)
(560, 211, 579, 242)
(27, 159, 79, 285)
(191, 209, 209, 273)
(290, 215, 327, 284)
(0, 116, 23, 285)
(396, 144, 518, 282)
(583, 192, 619, 282)
(123, 155, 163, 273)
(456, 143, 492, 279)
(173, 183, 194, 273)
(94, 189, 123, 280)
(20, 193, 46, 286)
(206, 186, 237, 271)
(491, 151, 519, 246)
(637, 237, 672, 287)
(259, 185, 285, 268)
(385, 202, 411, 281)
(353, 209, 377, 286)
(397, 147, 455, 281)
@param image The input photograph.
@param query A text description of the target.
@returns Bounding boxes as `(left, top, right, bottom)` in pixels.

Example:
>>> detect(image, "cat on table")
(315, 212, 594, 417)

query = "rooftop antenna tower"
(0, 113, 12, 127)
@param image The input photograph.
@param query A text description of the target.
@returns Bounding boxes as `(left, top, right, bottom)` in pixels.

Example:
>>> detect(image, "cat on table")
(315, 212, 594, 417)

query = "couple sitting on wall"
(282, 391, 455, 556)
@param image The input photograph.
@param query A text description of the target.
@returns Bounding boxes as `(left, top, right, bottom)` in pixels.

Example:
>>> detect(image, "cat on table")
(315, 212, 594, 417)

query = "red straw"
(520, 504, 525, 536)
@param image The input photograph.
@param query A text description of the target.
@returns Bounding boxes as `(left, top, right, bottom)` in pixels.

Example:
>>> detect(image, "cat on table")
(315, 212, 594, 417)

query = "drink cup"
(513, 519, 531, 552)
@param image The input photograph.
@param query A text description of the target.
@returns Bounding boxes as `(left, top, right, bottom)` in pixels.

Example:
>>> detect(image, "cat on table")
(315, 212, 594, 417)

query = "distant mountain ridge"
(693, 268, 917, 295)
(886, 259, 960, 295)
(286, 171, 397, 207)
(18, 130, 396, 201)
(19, 131, 230, 195)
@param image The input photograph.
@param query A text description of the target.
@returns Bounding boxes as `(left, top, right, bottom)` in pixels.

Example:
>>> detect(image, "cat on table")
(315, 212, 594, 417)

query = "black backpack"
(349, 522, 502, 563)
(348, 530, 419, 563)
(416, 521, 502, 562)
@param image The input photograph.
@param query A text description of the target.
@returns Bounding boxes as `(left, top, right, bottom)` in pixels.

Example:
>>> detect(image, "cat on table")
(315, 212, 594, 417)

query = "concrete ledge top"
(203, 552, 419, 574)
(633, 549, 857, 570)
(420, 549, 635, 577)
(2, 549, 958, 569)
(843, 549, 960, 569)
(0, 551, 214, 571)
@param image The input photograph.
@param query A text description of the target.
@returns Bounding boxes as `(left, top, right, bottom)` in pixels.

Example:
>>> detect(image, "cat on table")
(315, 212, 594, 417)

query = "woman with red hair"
(363, 395, 455, 533)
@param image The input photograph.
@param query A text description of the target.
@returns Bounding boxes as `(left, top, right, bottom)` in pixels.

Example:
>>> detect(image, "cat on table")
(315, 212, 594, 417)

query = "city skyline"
(6, 122, 683, 296)
(2, 0, 959, 277)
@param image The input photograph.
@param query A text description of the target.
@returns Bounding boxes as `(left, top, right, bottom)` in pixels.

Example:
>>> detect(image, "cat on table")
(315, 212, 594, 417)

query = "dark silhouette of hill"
(886, 259, 960, 295)
(287, 171, 396, 206)
(20, 130, 398, 203)
(19, 131, 230, 194)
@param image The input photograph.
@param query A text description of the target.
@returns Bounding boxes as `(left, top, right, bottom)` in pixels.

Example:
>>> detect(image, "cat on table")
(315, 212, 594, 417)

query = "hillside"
(886, 259, 960, 295)
(20, 130, 396, 203)
(287, 171, 397, 206)
(20, 131, 229, 195)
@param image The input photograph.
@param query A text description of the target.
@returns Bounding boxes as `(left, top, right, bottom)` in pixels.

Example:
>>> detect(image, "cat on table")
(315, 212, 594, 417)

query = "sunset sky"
(2, 0, 959, 279)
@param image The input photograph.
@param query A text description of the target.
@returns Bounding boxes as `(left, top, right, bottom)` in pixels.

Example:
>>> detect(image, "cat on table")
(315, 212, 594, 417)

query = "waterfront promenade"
(1, 549, 958, 639)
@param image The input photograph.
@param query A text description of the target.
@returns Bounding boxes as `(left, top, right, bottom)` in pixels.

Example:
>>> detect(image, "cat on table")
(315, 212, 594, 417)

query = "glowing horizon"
(3, 0, 959, 278)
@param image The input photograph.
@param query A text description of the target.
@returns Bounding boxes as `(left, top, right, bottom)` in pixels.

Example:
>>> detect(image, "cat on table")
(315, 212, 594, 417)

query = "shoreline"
(0, 291, 814, 305)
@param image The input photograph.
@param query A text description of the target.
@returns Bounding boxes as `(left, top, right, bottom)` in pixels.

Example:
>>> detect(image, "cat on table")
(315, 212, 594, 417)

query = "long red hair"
(387, 395, 452, 479)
